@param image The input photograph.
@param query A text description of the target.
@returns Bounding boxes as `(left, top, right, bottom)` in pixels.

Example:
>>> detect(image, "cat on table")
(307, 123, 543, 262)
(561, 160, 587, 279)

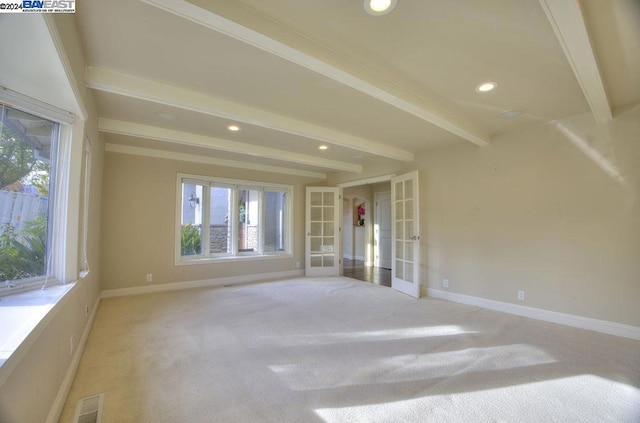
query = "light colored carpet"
(59, 277, 640, 422)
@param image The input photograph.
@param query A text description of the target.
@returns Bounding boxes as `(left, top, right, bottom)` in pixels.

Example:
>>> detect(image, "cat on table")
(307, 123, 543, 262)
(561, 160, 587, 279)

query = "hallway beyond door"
(343, 258, 391, 286)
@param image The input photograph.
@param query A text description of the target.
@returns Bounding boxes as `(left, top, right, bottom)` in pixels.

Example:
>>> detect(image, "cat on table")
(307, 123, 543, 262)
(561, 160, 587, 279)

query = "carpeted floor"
(59, 277, 640, 422)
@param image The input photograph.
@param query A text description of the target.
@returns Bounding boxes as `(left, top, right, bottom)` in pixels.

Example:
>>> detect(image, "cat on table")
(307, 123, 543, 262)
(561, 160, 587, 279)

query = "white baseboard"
(424, 287, 640, 341)
(101, 269, 304, 298)
(45, 294, 101, 423)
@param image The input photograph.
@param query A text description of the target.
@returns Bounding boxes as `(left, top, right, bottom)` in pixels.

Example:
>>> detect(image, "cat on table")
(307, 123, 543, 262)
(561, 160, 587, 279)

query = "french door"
(305, 187, 341, 276)
(391, 171, 420, 298)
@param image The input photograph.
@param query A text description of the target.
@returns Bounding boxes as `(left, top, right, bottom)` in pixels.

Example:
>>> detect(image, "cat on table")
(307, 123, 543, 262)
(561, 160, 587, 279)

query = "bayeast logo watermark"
(0, 0, 75, 13)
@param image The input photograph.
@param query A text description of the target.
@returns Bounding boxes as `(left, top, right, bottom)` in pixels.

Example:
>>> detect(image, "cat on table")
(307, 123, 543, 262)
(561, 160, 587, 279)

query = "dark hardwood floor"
(343, 258, 391, 287)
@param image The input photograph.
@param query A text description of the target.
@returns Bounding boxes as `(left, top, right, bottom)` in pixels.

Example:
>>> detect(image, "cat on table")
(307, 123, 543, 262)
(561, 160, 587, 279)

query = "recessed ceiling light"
(364, 0, 398, 16)
(318, 145, 328, 150)
(500, 109, 523, 119)
(227, 124, 240, 132)
(155, 111, 177, 121)
(475, 81, 499, 93)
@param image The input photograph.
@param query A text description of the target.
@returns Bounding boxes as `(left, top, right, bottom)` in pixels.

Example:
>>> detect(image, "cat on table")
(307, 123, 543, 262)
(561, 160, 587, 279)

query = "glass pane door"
(306, 187, 340, 276)
(391, 171, 420, 297)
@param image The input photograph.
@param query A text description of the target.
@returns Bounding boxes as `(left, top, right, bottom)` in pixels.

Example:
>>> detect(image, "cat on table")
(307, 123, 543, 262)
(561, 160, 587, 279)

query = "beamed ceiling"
(70, 0, 640, 177)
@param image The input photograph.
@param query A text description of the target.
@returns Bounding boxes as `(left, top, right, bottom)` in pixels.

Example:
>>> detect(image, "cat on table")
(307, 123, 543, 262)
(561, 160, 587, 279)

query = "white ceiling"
(72, 0, 640, 177)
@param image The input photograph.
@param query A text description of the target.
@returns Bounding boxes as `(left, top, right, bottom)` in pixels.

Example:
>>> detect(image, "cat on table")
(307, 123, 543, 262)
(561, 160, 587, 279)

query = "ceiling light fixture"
(155, 111, 177, 121)
(318, 145, 328, 150)
(227, 124, 240, 132)
(364, 0, 398, 16)
(475, 81, 498, 92)
(500, 109, 523, 119)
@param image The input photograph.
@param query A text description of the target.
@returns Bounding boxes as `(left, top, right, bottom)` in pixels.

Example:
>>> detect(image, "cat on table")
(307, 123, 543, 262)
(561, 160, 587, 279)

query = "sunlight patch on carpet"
(271, 343, 556, 391)
(314, 376, 640, 423)
(250, 325, 475, 348)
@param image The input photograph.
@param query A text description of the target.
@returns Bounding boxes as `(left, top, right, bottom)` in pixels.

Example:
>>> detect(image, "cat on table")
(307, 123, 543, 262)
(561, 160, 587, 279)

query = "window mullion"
(231, 187, 239, 255)
(258, 189, 265, 255)
(202, 184, 211, 256)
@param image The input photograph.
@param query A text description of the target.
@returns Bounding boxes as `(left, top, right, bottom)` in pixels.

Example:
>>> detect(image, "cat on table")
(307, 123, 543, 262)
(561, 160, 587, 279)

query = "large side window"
(0, 104, 57, 289)
(177, 175, 292, 263)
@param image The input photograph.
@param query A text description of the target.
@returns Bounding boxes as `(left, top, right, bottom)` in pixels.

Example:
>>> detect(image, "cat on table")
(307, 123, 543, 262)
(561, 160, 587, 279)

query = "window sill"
(176, 253, 292, 266)
(0, 282, 75, 385)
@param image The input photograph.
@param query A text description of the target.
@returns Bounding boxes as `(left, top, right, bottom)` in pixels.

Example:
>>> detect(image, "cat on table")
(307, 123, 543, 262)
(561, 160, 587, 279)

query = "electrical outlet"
(295, 261, 300, 269)
(518, 290, 525, 301)
(146, 273, 153, 283)
(443, 279, 449, 288)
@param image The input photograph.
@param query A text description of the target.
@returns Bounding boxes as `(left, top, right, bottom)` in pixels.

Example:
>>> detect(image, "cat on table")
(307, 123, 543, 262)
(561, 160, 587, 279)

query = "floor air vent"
(74, 393, 104, 423)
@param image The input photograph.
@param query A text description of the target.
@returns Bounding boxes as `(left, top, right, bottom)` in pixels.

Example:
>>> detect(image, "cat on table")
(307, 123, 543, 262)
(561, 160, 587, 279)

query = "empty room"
(0, 0, 639, 422)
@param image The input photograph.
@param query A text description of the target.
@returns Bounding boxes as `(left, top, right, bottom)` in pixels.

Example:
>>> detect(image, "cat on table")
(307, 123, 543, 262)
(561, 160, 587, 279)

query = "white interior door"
(391, 171, 420, 298)
(375, 191, 392, 269)
(306, 187, 341, 276)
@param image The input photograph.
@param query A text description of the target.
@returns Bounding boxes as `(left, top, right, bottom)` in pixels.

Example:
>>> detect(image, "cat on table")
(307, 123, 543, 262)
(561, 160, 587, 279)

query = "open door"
(306, 187, 341, 276)
(391, 171, 420, 297)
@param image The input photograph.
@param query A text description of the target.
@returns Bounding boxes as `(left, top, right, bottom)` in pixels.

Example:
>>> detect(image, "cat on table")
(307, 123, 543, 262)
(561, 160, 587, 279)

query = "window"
(177, 174, 292, 263)
(0, 104, 58, 290)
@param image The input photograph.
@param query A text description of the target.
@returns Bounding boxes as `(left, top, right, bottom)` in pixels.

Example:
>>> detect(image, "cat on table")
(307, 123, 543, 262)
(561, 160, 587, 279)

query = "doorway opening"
(341, 182, 392, 286)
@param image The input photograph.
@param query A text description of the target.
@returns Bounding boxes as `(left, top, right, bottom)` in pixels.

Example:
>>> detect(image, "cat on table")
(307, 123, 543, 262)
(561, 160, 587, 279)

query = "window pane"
(395, 182, 403, 200)
(310, 191, 322, 206)
(396, 241, 404, 259)
(310, 255, 323, 267)
(396, 220, 403, 240)
(238, 189, 260, 253)
(405, 179, 413, 199)
(181, 183, 203, 256)
(323, 206, 334, 221)
(405, 262, 414, 282)
(264, 190, 286, 253)
(323, 191, 334, 206)
(210, 186, 231, 254)
(405, 199, 413, 219)
(395, 260, 404, 279)
(0, 105, 56, 284)
(395, 201, 403, 220)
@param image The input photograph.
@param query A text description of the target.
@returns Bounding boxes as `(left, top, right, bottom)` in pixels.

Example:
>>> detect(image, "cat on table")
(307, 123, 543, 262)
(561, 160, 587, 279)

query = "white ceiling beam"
(86, 67, 414, 162)
(98, 118, 362, 173)
(106, 143, 327, 179)
(539, 0, 612, 122)
(140, 0, 490, 147)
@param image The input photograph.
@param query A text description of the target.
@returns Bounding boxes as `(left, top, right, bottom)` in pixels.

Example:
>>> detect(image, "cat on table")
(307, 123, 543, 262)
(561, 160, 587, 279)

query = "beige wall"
(0, 15, 104, 423)
(418, 107, 640, 326)
(332, 106, 640, 327)
(101, 153, 322, 290)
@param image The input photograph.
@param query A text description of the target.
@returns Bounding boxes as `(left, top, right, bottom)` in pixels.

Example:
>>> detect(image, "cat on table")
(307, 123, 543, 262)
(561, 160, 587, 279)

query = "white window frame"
(0, 92, 81, 295)
(175, 173, 293, 265)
